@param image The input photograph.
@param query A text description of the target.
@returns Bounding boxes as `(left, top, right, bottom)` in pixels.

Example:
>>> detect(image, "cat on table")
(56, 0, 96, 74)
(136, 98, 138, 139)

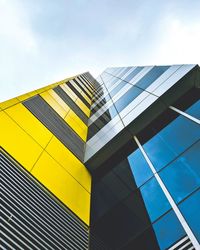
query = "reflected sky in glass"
(186, 100, 200, 119)
(140, 177, 171, 222)
(115, 85, 143, 113)
(123, 67, 144, 83)
(153, 210, 185, 250)
(128, 148, 153, 187)
(143, 115, 200, 171)
(160, 141, 200, 203)
(135, 66, 169, 89)
(179, 189, 200, 242)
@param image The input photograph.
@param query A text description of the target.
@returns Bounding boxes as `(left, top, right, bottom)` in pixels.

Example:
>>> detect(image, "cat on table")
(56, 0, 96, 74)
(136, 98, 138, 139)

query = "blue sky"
(0, 0, 200, 101)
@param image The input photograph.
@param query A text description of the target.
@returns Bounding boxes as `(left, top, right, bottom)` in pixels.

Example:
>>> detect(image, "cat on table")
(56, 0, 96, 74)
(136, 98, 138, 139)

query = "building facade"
(0, 65, 200, 250)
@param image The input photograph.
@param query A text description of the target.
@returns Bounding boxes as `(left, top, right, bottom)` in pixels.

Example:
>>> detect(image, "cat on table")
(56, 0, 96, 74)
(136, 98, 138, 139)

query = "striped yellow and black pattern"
(0, 72, 94, 249)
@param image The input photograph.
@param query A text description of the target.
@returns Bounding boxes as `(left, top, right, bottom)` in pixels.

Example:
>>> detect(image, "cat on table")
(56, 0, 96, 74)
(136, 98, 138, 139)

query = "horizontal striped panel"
(23, 95, 85, 161)
(0, 149, 89, 250)
(73, 78, 93, 99)
(168, 236, 195, 250)
(75, 98, 91, 117)
(67, 81, 91, 108)
(77, 76, 94, 95)
(54, 86, 88, 124)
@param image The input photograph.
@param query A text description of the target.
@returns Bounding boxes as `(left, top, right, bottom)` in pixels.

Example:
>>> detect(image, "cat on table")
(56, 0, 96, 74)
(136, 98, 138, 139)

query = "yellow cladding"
(76, 99, 90, 117)
(65, 110, 88, 141)
(40, 90, 87, 140)
(81, 92, 91, 105)
(40, 91, 68, 118)
(60, 84, 77, 102)
(0, 97, 19, 110)
(74, 80, 92, 98)
(47, 89, 70, 113)
(71, 82, 92, 104)
(45, 136, 91, 192)
(31, 151, 90, 225)
(81, 84, 93, 98)
(0, 111, 43, 171)
(4, 103, 52, 148)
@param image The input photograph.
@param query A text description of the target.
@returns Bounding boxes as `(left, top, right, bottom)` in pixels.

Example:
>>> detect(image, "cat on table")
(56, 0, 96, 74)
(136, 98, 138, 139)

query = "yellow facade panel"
(71, 82, 92, 104)
(76, 99, 90, 117)
(60, 84, 77, 102)
(40, 91, 67, 118)
(0, 97, 19, 110)
(0, 111, 43, 171)
(4, 103, 52, 148)
(65, 110, 87, 141)
(47, 89, 70, 113)
(80, 92, 92, 105)
(79, 83, 92, 97)
(16, 93, 31, 102)
(31, 151, 90, 225)
(27, 90, 38, 98)
(45, 136, 91, 192)
(71, 82, 83, 94)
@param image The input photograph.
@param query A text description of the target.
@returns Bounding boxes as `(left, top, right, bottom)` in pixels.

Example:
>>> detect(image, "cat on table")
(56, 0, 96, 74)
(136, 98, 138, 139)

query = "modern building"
(0, 64, 200, 250)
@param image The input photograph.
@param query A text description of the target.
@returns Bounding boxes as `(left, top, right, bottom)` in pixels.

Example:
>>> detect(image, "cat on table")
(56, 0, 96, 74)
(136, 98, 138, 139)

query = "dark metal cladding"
(54, 85, 88, 124)
(23, 95, 85, 161)
(0, 149, 89, 250)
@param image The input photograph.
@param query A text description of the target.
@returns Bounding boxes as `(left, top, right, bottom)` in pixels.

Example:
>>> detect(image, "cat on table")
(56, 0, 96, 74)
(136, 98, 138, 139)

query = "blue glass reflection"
(140, 177, 171, 222)
(116, 67, 132, 79)
(143, 115, 200, 171)
(123, 67, 143, 83)
(115, 86, 143, 113)
(104, 75, 119, 88)
(153, 210, 185, 250)
(106, 105, 118, 118)
(128, 148, 153, 187)
(186, 100, 200, 119)
(135, 66, 169, 89)
(160, 141, 200, 203)
(109, 81, 127, 98)
(179, 189, 200, 242)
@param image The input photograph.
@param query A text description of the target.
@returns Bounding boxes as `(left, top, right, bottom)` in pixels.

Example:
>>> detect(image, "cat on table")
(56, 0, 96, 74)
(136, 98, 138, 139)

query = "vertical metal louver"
(0, 149, 89, 250)
(23, 95, 85, 161)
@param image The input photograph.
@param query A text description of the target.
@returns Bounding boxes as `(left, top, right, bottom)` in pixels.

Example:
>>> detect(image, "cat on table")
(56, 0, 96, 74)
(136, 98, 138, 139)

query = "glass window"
(88, 106, 118, 138)
(115, 85, 143, 113)
(105, 105, 118, 118)
(153, 210, 185, 250)
(109, 81, 127, 98)
(135, 66, 170, 90)
(123, 67, 144, 83)
(179, 189, 200, 242)
(116, 67, 132, 79)
(160, 141, 200, 203)
(143, 115, 200, 171)
(140, 177, 171, 222)
(128, 148, 153, 187)
(185, 100, 200, 119)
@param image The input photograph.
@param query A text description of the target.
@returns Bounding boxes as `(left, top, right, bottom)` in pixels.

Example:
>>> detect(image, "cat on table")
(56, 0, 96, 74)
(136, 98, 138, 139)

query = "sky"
(0, 0, 200, 101)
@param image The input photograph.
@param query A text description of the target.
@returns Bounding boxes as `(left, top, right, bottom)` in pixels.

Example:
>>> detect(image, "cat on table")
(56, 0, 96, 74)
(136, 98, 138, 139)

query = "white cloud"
(154, 18, 200, 65)
(0, 0, 199, 102)
(0, 0, 37, 53)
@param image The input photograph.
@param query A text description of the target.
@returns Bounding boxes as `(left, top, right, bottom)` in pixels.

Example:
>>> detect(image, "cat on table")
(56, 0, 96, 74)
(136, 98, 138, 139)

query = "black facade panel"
(73, 78, 92, 99)
(67, 81, 91, 108)
(54, 86, 88, 124)
(77, 76, 93, 95)
(0, 149, 89, 250)
(23, 95, 85, 161)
